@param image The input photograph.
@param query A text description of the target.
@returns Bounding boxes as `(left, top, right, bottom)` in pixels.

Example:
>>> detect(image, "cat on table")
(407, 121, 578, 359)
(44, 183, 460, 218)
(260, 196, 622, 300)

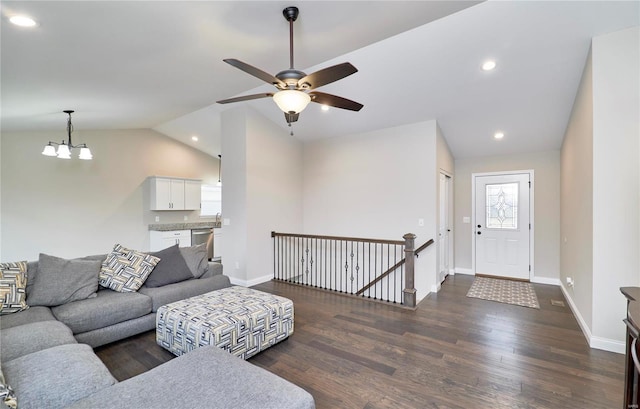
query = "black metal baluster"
(355, 241, 360, 296)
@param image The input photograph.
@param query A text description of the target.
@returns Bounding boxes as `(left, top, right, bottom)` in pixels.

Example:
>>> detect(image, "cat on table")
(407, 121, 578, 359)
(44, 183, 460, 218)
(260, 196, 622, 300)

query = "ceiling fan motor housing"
(276, 69, 307, 88)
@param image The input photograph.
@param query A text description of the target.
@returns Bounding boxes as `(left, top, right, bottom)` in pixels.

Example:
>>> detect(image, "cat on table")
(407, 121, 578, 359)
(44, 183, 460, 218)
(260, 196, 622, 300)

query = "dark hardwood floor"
(95, 275, 624, 408)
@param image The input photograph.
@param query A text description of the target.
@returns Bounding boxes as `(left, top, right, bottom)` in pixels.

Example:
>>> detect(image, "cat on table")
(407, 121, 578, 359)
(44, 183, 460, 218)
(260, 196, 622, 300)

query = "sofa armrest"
(200, 261, 223, 278)
(68, 346, 315, 409)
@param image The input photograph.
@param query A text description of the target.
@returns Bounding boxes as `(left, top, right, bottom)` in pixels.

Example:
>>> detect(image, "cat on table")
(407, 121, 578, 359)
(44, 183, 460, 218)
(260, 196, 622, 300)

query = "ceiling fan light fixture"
(273, 90, 311, 114)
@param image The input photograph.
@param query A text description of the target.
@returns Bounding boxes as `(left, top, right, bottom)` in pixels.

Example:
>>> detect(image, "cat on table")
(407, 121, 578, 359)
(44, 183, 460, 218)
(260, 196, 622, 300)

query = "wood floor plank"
(95, 275, 624, 408)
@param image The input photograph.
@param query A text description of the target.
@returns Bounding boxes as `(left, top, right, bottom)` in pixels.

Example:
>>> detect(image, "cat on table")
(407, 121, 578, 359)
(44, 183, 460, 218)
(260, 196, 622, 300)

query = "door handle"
(477, 231, 481, 235)
(477, 224, 482, 228)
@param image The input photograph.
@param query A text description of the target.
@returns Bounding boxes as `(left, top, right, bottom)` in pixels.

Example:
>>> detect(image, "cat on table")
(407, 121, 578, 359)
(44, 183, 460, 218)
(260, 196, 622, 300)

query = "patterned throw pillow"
(0, 261, 29, 315)
(0, 365, 17, 409)
(99, 244, 160, 292)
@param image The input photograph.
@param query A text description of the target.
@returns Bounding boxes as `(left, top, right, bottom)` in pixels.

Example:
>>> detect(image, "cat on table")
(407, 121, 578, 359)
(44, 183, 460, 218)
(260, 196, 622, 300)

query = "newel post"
(403, 233, 417, 308)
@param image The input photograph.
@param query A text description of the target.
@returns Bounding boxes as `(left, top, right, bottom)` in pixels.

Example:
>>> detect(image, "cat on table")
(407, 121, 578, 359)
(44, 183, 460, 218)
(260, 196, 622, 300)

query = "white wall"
(246, 109, 303, 284)
(1, 129, 218, 261)
(454, 151, 561, 282)
(560, 26, 639, 353)
(591, 26, 640, 344)
(220, 108, 249, 283)
(221, 107, 303, 286)
(560, 48, 594, 332)
(302, 120, 438, 300)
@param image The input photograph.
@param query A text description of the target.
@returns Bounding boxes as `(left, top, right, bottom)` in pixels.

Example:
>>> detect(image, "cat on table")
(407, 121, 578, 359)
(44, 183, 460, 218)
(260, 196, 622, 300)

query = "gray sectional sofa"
(0, 249, 315, 409)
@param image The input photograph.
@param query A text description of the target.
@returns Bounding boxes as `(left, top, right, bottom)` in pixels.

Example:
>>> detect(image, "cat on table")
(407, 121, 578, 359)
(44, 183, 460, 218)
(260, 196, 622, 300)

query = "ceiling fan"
(216, 6, 363, 125)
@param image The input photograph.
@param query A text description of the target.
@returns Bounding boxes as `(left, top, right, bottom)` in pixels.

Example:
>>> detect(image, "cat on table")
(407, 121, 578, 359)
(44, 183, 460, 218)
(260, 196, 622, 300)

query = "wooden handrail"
(271, 231, 404, 245)
(356, 258, 406, 295)
(414, 239, 435, 257)
(355, 239, 434, 296)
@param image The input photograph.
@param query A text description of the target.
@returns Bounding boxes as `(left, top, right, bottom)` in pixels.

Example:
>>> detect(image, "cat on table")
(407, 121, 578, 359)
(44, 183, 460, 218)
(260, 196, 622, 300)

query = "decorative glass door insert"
(485, 183, 518, 229)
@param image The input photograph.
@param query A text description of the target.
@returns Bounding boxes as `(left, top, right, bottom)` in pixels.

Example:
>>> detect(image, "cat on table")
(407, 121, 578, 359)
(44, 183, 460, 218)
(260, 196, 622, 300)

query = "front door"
(474, 173, 531, 280)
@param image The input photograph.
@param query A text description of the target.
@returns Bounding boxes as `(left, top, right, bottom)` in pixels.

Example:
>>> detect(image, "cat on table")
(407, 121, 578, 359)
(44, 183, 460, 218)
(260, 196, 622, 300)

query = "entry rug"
(466, 277, 540, 309)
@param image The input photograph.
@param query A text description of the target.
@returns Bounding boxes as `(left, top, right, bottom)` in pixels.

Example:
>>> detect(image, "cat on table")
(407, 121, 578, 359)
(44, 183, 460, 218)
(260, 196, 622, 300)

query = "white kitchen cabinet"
(184, 179, 202, 210)
(213, 228, 222, 260)
(149, 177, 201, 211)
(149, 230, 192, 251)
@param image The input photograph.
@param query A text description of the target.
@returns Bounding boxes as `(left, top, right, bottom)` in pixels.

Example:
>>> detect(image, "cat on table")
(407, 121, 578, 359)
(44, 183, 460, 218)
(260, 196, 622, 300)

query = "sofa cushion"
(0, 262, 28, 315)
(0, 306, 55, 330)
(0, 365, 17, 409)
(27, 254, 100, 307)
(179, 243, 209, 278)
(145, 244, 193, 287)
(3, 344, 117, 409)
(52, 289, 152, 334)
(66, 345, 315, 409)
(1, 321, 77, 362)
(139, 274, 231, 312)
(99, 244, 160, 292)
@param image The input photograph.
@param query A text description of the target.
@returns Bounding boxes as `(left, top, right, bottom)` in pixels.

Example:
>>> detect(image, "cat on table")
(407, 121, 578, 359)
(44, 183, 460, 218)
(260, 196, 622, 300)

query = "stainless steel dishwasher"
(191, 228, 213, 261)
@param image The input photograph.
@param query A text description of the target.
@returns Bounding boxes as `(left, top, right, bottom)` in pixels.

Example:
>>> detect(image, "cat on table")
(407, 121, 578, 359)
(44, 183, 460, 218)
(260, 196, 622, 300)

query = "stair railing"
(271, 232, 433, 307)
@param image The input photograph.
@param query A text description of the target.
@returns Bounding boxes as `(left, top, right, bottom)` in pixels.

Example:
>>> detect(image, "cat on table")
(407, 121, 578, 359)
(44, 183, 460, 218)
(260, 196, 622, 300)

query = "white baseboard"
(560, 284, 625, 354)
(531, 276, 561, 286)
(591, 336, 625, 354)
(431, 283, 441, 293)
(229, 274, 273, 287)
(453, 268, 474, 276)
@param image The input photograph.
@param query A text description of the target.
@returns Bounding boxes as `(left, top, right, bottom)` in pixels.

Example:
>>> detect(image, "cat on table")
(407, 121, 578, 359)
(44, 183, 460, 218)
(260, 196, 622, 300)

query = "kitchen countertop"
(148, 222, 221, 231)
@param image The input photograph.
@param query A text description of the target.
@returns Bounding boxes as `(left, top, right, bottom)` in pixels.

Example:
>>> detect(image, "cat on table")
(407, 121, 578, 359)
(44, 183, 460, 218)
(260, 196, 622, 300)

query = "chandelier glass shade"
(42, 110, 92, 160)
(273, 90, 311, 114)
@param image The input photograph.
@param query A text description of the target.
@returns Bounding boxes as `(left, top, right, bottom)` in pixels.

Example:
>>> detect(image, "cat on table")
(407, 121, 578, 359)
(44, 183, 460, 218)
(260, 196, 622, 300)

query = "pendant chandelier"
(42, 110, 92, 160)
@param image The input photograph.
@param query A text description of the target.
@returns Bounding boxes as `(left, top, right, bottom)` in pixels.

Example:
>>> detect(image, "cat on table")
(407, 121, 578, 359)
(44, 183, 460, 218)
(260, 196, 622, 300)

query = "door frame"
(471, 170, 535, 279)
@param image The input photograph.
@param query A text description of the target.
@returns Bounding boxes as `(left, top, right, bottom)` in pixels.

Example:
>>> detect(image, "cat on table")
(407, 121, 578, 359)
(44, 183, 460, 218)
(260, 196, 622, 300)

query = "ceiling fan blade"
(309, 91, 363, 111)
(285, 112, 299, 124)
(216, 93, 273, 104)
(297, 63, 358, 90)
(223, 59, 285, 88)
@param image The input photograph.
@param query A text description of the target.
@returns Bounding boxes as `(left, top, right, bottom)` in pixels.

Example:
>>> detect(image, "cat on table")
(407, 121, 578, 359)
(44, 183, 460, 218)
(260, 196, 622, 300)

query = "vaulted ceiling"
(2, 1, 638, 158)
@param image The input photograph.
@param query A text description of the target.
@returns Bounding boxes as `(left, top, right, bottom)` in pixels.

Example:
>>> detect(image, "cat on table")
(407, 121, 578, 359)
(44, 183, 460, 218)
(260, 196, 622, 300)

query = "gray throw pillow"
(145, 244, 194, 288)
(179, 243, 209, 278)
(27, 254, 100, 307)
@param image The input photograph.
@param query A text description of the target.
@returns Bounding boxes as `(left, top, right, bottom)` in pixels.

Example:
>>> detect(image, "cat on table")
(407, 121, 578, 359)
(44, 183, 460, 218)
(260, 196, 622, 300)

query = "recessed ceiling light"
(9, 15, 37, 27)
(494, 132, 504, 140)
(191, 136, 199, 142)
(482, 60, 497, 71)
(321, 105, 330, 111)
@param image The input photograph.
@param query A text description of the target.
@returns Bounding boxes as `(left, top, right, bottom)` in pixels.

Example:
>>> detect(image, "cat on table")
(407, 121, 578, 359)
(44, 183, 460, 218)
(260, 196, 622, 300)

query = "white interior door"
(438, 173, 451, 283)
(474, 173, 530, 280)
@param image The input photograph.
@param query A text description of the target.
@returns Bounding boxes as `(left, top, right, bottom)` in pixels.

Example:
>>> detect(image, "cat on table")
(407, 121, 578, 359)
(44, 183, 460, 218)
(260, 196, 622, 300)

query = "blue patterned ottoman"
(156, 286, 294, 359)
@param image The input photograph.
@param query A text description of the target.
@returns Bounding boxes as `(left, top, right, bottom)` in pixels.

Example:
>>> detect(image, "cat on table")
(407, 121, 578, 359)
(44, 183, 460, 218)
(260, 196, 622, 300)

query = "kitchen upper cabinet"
(184, 179, 202, 210)
(149, 177, 200, 211)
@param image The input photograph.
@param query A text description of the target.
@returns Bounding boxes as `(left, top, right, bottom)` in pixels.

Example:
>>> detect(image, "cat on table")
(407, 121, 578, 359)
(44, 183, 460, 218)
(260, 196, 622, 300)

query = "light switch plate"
(418, 218, 424, 227)
(223, 218, 231, 226)
(155, 216, 160, 222)
(463, 217, 470, 223)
